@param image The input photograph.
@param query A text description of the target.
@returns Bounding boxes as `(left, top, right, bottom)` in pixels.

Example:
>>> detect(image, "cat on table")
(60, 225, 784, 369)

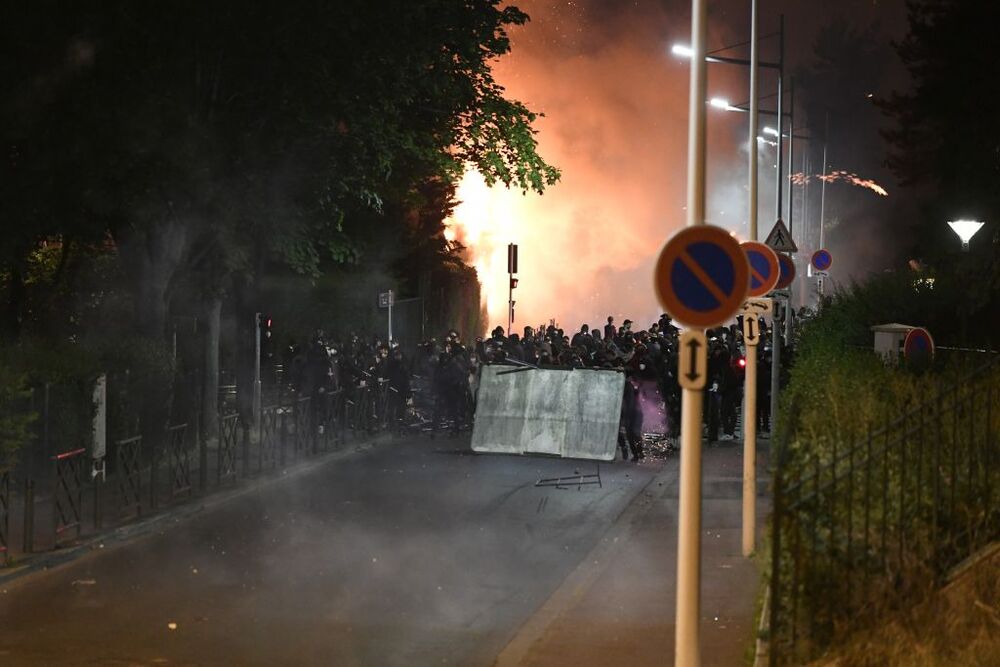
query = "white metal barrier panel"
(471, 366, 625, 461)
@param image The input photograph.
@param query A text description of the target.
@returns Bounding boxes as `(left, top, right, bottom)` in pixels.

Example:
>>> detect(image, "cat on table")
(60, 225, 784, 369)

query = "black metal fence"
(0, 372, 407, 567)
(769, 357, 1000, 664)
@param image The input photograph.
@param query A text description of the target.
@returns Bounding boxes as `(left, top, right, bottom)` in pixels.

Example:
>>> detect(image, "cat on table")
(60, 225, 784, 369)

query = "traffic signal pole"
(675, 1, 707, 664)
(253, 312, 262, 429)
(507, 243, 518, 336)
(742, 0, 760, 559)
(770, 14, 785, 450)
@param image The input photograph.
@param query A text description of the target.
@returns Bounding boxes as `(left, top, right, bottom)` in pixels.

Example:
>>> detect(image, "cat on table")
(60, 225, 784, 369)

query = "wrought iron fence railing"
(0, 373, 413, 568)
(769, 357, 1000, 664)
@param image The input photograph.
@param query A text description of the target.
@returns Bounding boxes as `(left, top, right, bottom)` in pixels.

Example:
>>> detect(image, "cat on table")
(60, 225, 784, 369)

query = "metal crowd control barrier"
(218, 414, 240, 484)
(116, 437, 143, 520)
(53, 447, 87, 546)
(2, 374, 412, 569)
(167, 423, 192, 500)
(292, 396, 312, 455)
(0, 471, 9, 565)
(259, 405, 282, 471)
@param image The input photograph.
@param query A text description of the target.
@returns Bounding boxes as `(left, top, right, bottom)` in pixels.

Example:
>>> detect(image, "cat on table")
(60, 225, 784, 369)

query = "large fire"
(439, 1, 746, 331)
(444, 170, 524, 325)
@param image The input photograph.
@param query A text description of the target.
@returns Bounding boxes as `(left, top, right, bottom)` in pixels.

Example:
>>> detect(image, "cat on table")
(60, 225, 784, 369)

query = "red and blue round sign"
(654, 226, 750, 329)
(811, 249, 832, 272)
(904, 327, 934, 361)
(775, 253, 796, 290)
(741, 241, 780, 297)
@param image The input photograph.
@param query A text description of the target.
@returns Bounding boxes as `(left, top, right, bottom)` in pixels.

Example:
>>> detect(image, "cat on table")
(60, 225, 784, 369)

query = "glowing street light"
(762, 126, 779, 137)
(709, 97, 734, 111)
(671, 43, 694, 58)
(948, 219, 985, 251)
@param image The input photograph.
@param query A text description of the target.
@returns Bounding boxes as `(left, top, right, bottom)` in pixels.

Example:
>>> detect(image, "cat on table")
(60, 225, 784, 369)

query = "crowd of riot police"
(277, 312, 796, 458)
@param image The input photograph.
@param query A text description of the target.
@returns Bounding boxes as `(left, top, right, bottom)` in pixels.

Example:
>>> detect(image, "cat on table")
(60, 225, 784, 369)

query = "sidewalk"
(495, 438, 770, 667)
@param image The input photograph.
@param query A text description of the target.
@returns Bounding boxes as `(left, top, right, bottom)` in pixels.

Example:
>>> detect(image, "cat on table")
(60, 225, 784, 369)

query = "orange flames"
(444, 170, 522, 323)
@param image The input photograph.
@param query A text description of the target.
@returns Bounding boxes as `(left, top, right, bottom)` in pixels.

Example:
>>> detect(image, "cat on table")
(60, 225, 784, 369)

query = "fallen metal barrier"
(472, 366, 625, 461)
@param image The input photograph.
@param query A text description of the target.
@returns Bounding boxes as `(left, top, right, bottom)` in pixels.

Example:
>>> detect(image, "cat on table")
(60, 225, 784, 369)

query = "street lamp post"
(742, 0, 760, 560)
(948, 219, 985, 251)
(675, 1, 709, 663)
(948, 219, 985, 344)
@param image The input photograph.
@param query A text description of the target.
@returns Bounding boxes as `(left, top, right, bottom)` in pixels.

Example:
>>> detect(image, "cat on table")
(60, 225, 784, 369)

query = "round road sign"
(811, 249, 832, 272)
(741, 241, 780, 297)
(654, 225, 750, 329)
(775, 253, 796, 290)
(904, 327, 934, 361)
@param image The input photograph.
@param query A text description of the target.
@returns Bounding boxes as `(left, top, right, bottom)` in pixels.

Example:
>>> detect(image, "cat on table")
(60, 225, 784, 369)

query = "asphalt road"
(0, 435, 661, 666)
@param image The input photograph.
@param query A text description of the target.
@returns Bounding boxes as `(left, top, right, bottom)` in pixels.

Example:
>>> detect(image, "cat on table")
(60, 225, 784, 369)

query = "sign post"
(768, 254, 796, 436)
(379, 290, 395, 343)
(811, 249, 832, 298)
(739, 242, 778, 557)
(662, 4, 720, 662)
(655, 220, 749, 667)
(507, 243, 518, 335)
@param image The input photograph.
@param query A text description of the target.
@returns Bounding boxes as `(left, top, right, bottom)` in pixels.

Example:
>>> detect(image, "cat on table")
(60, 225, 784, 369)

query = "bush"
(0, 364, 35, 472)
(770, 272, 1000, 663)
(0, 338, 100, 463)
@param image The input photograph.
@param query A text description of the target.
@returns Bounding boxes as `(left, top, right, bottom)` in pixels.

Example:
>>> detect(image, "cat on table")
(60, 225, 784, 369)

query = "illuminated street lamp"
(947, 219, 985, 251)
(672, 22, 787, 228)
(763, 126, 779, 137)
(709, 96, 732, 110)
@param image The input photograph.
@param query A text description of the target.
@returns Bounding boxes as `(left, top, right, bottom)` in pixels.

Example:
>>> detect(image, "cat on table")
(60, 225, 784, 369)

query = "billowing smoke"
(446, 1, 747, 331)
(445, 0, 907, 329)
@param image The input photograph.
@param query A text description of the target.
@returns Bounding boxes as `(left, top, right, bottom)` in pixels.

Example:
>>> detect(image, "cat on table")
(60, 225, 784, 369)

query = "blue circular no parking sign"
(812, 249, 832, 272)
(654, 226, 750, 329)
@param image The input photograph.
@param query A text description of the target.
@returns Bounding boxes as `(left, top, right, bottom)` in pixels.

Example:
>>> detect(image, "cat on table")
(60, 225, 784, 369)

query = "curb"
(0, 434, 389, 589)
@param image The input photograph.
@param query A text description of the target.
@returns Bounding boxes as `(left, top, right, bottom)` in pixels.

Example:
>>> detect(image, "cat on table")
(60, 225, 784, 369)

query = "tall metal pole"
(787, 81, 794, 233)
(388, 290, 394, 343)
(770, 15, 784, 447)
(799, 151, 812, 247)
(774, 15, 784, 226)
(676, 1, 707, 664)
(253, 313, 262, 429)
(802, 149, 811, 310)
(819, 113, 829, 299)
(507, 273, 513, 336)
(819, 112, 829, 250)
(742, 0, 760, 560)
(785, 78, 795, 341)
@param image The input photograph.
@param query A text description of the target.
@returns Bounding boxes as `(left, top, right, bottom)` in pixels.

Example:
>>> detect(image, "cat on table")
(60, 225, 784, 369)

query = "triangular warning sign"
(765, 218, 798, 252)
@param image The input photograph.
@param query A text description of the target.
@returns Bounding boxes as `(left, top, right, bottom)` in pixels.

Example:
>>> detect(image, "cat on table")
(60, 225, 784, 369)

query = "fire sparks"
(790, 171, 888, 197)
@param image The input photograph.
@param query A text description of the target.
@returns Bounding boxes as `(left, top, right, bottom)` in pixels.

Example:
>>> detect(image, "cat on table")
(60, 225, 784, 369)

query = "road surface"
(0, 435, 662, 666)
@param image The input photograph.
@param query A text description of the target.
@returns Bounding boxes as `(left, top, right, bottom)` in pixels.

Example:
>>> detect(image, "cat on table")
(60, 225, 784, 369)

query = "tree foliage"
(1, 1, 559, 338)
(881, 1, 1000, 261)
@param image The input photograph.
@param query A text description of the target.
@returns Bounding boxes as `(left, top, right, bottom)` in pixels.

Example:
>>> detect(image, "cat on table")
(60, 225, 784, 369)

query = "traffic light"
(259, 314, 273, 340)
(510, 277, 519, 289)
